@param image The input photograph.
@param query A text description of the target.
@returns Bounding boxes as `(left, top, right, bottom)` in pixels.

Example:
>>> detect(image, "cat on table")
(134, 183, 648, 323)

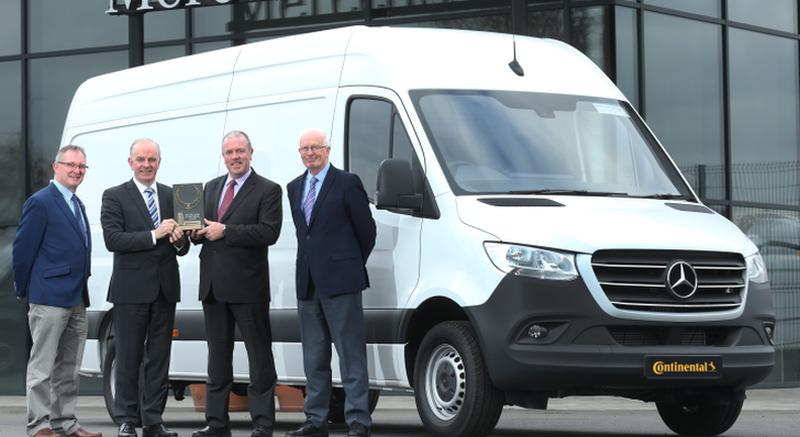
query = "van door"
(331, 88, 427, 385)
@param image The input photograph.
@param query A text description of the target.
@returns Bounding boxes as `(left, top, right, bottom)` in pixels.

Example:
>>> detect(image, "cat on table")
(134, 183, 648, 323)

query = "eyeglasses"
(57, 161, 89, 170)
(298, 145, 327, 153)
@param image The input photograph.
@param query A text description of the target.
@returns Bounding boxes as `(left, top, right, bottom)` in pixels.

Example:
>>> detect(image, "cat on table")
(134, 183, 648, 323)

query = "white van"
(65, 26, 775, 436)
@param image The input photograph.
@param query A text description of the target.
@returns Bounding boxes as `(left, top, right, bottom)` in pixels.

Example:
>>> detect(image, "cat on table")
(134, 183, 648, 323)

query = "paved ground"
(0, 388, 797, 437)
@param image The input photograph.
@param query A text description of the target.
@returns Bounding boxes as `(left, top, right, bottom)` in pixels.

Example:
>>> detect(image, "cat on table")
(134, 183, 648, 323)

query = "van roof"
(65, 25, 625, 129)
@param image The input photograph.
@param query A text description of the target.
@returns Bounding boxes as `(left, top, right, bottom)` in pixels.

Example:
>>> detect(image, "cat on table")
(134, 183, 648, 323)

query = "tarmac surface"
(0, 388, 797, 437)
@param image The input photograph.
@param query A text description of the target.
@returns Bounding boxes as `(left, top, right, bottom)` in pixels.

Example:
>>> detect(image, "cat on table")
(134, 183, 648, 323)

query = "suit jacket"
(101, 180, 188, 304)
(197, 169, 282, 303)
(287, 165, 376, 299)
(12, 183, 91, 308)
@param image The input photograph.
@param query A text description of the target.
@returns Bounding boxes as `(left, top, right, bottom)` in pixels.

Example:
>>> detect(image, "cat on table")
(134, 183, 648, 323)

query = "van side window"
(348, 99, 392, 200)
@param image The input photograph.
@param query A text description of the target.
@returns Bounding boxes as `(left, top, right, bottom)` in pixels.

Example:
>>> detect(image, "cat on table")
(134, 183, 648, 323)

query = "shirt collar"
(306, 162, 331, 185)
(132, 178, 157, 195)
(52, 180, 75, 200)
(224, 168, 253, 188)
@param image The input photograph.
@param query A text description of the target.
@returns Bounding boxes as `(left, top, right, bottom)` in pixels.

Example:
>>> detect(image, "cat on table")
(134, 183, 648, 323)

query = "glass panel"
(527, 9, 565, 40)
(192, 40, 233, 54)
(571, 6, 609, 73)
(643, 12, 724, 200)
(412, 90, 693, 198)
(348, 99, 392, 201)
(28, 51, 127, 191)
(0, 62, 22, 225)
(642, 0, 720, 18)
(728, 0, 797, 33)
(145, 45, 186, 64)
(733, 206, 800, 386)
(0, 1, 21, 56)
(730, 30, 799, 206)
(193, 4, 232, 37)
(614, 6, 638, 109)
(144, 8, 186, 43)
(0, 226, 27, 394)
(28, 0, 127, 52)
(406, 15, 511, 33)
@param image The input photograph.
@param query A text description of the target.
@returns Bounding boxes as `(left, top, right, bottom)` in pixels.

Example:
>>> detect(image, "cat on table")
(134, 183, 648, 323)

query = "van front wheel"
(656, 395, 743, 436)
(413, 321, 503, 437)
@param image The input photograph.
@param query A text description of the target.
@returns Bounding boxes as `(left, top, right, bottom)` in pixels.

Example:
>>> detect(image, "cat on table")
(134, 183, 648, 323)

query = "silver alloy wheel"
(424, 343, 466, 421)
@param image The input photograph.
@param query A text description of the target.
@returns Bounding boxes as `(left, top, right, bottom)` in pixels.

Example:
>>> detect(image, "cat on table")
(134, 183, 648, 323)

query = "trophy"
(173, 183, 204, 230)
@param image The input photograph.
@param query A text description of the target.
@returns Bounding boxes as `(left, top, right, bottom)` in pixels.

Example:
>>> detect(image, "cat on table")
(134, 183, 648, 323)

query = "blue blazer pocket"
(42, 265, 70, 278)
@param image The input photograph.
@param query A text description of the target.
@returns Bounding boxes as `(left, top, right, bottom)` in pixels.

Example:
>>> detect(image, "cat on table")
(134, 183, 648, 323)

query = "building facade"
(0, 0, 797, 394)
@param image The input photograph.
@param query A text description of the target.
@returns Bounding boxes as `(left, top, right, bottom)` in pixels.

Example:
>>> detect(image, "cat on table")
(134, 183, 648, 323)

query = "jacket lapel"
(125, 180, 155, 229)
(219, 170, 256, 222)
(308, 166, 336, 228)
(49, 183, 84, 240)
(157, 183, 172, 219)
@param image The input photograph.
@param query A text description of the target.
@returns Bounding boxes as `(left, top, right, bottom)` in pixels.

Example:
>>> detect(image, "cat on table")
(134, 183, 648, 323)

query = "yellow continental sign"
(652, 360, 717, 375)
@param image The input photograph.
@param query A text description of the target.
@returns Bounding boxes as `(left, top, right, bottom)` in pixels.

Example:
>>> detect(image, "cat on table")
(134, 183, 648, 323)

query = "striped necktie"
(303, 177, 318, 225)
(145, 187, 159, 228)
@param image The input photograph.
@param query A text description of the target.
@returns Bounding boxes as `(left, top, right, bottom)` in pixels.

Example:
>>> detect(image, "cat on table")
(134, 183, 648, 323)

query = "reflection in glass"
(28, 0, 127, 52)
(0, 62, 22, 225)
(0, 227, 26, 394)
(28, 51, 127, 192)
(730, 30, 799, 207)
(614, 6, 638, 108)
(728, 0, 797, 33)
(144, 8, 186, 43)
(406, 15, 510, 33)
(193, 41, 233, 54)
(0, 1, 21, 56)
(643, 12, 724, 200)
(145, 45, 186, 64)
(348, 99, 392, 201)
(734, 206, 800, 386)
(193, 4, 232, 37)
(570, 7, 609, 73)
(527, 9, 564, 40)
(642, 0, 720, 18)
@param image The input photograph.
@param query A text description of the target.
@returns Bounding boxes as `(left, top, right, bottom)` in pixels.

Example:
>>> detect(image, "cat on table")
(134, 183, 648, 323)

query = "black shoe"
(191, 426, 231, 437)
(346, 423, 371, 437)
(143, 424, 178, 437)
(119, 422, 138, 437)
(284, 422, 328, 437)
(251, 426, 273, 437)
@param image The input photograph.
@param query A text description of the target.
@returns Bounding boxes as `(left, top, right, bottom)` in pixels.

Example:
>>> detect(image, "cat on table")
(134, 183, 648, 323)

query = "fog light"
(528, 325, 549, 340)
(763, 322, 775, 345)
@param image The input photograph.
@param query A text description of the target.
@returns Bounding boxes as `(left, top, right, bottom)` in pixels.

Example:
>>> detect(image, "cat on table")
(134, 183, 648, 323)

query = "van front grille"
(591, 250, 746, 313)
(608, 327, 731, 346)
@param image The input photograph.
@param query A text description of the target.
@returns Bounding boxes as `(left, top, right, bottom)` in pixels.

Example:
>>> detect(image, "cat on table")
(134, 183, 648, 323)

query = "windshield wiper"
(507, 189, 629, 197)
(637, 193, 696, 201)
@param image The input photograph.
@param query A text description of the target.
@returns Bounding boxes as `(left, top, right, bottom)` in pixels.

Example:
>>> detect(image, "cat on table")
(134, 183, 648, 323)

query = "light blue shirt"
(53, 180, 78, 215)
(302, 162, 331, 201)
(218, 168, 253, 211)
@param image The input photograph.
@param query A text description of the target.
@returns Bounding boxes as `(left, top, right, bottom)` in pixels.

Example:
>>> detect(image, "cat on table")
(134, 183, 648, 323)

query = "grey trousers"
(26, 304, 87, 436)
(298, 291, 371, 430)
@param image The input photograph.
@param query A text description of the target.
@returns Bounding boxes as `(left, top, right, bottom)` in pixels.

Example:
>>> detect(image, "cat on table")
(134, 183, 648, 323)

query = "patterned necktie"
(145, 187, 159, 228)
(218, 180, 236, 219)
(71, 194, 87, 246)
(303, 176, 318, 225)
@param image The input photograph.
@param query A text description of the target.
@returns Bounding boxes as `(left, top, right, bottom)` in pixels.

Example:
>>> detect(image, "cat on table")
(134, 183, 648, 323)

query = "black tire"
(327, 388, 381, 424)
(102, 340, 143, 427)
(656, 395, 744, 436)
(413, 321, 504, 437)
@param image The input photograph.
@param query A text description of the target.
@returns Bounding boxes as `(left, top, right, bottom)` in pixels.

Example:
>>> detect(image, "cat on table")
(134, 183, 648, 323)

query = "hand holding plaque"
(173, 183, 204, 230)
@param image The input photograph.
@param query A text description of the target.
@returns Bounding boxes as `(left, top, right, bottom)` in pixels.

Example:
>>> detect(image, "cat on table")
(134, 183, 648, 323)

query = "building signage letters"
(106, 0, 236, 15)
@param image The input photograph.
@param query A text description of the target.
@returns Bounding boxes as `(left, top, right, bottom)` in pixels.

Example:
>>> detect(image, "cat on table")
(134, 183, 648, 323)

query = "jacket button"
(306, 235, 311, 240)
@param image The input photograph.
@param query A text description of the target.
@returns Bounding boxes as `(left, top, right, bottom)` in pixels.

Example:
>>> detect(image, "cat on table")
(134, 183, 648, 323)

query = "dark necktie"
(218, 180, 236, 219)
(71, 194, 87, 246)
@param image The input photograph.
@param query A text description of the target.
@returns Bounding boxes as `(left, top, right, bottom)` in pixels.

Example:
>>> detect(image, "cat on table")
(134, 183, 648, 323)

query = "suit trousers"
(113, 294, 176, 426)
(202, 297, 276, 429)
(26, 304, 87, 437)
(298, 289, 371, 429)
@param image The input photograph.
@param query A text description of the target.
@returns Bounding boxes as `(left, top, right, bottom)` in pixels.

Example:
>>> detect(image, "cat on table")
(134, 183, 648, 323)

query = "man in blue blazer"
(285, 129, 376, 437)
(12, 145, 101, 437)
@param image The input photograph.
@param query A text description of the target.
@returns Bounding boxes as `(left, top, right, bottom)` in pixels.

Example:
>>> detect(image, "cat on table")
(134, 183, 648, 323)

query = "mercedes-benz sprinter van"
(64, 26, 775, 436)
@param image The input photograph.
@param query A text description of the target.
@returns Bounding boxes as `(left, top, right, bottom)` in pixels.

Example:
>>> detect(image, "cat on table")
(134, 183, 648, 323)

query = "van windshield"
(411, 90, 693, 199)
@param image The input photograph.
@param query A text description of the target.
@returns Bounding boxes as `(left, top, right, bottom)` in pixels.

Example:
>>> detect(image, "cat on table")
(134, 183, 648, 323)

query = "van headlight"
(746, 253, 769, 284)
(484, 242, 578, 280)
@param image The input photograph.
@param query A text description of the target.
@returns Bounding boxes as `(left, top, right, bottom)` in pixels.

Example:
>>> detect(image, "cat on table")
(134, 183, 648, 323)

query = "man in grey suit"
(13, 145, 101, 437)
(101, 138, 188, 437)
(285, 129, 376, 437)
(191, 131, 282, 437)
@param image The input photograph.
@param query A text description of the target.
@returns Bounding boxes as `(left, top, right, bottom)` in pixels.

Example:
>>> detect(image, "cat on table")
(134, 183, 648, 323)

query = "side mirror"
(375, 159, 422, 212)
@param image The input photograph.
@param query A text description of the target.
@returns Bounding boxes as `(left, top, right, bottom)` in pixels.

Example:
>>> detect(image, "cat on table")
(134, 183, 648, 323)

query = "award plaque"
(173, 183, 204, 230)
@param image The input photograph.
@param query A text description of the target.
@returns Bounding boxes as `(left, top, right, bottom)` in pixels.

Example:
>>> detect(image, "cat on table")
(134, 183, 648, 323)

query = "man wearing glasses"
(13, 145, 101, 437)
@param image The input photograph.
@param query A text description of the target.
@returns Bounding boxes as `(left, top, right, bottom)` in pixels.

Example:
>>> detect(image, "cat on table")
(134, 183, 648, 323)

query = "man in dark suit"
(285, 129, 376, 437)
(101, 138, 188, 437)
(191, 131, 282, 437)
(13, 145, 102, 437)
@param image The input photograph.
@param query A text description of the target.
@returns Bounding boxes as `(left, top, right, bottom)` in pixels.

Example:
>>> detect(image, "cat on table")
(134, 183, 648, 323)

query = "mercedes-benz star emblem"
(665, 260, 698, 299)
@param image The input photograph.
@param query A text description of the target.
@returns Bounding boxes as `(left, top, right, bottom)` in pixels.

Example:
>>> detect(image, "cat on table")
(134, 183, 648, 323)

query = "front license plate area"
(645, 355, 722, 379)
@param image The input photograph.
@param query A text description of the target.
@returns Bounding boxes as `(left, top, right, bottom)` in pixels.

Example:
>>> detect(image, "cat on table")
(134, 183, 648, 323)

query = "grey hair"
(54, 144, 86, 162)
(129, 138, 161, 157)
(222, 130, 252, 149)
(298, 128, 330, 148)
